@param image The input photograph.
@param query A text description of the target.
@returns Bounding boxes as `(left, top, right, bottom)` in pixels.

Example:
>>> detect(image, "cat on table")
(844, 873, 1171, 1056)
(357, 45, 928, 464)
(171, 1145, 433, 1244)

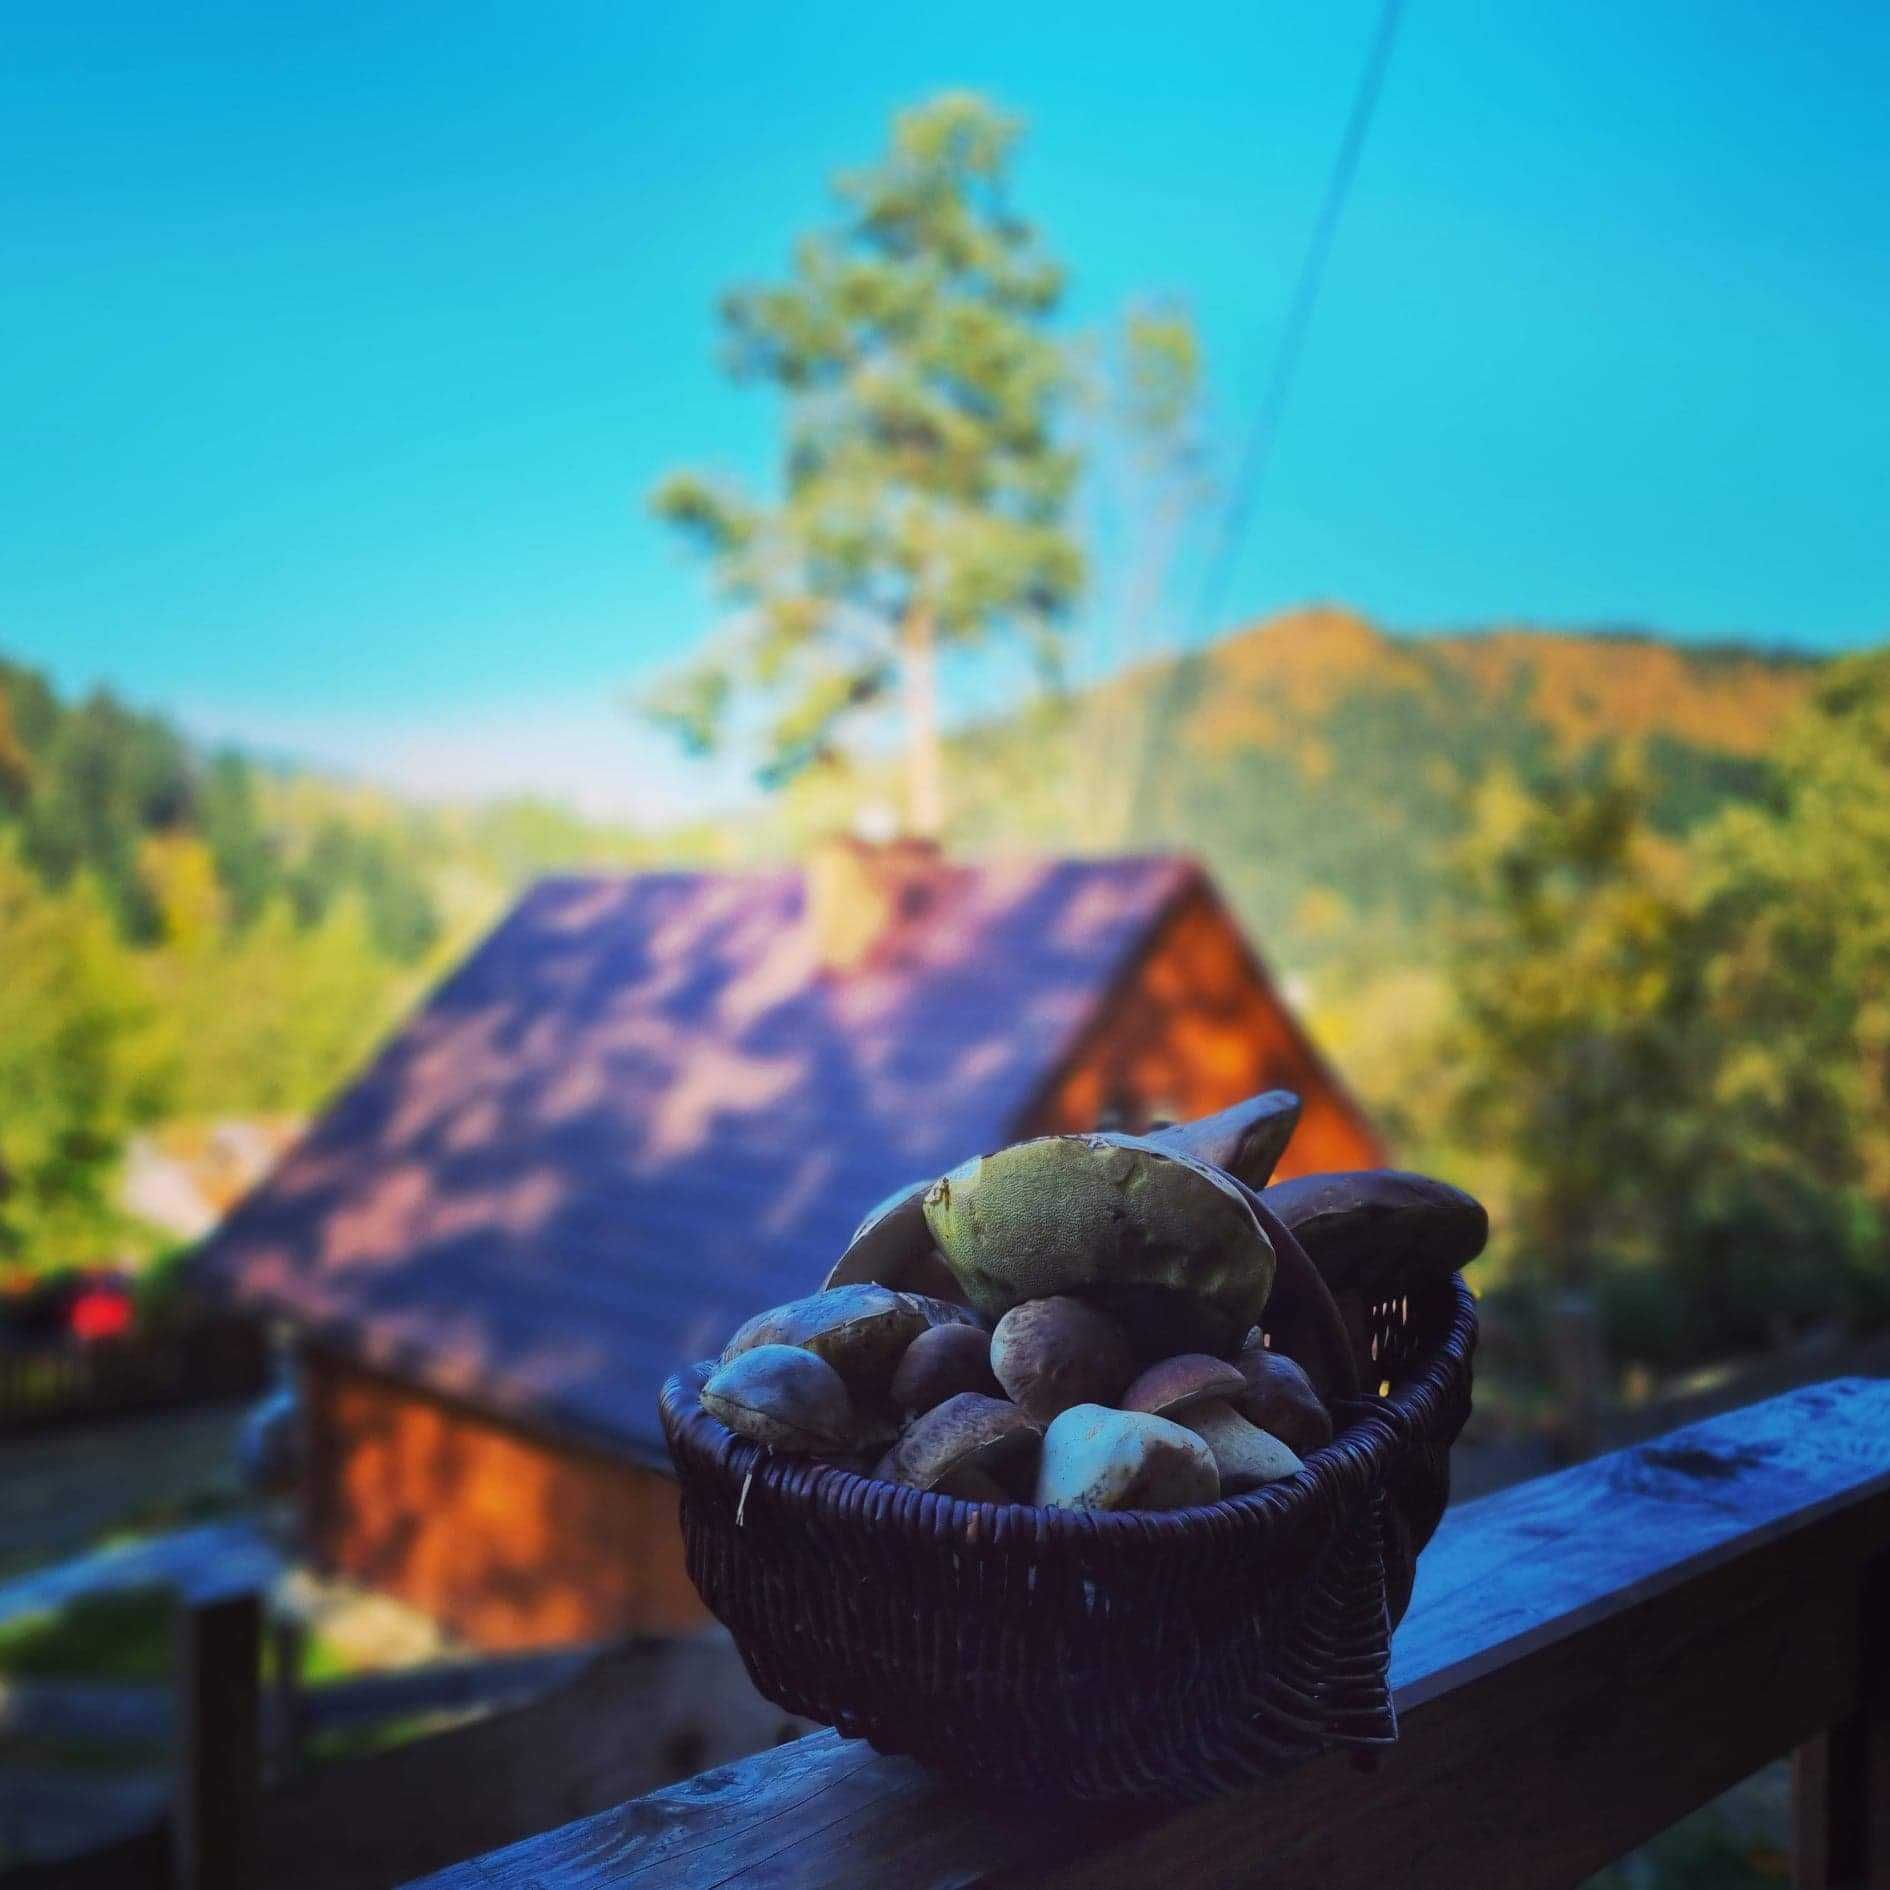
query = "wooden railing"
(0, 1316, 268, 1436)
(409, 1376, 1890, 1890)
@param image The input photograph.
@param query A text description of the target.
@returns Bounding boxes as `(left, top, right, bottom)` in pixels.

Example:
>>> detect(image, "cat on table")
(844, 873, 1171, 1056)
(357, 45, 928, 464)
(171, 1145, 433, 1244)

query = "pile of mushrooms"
(695, 1092, 1378, 1514)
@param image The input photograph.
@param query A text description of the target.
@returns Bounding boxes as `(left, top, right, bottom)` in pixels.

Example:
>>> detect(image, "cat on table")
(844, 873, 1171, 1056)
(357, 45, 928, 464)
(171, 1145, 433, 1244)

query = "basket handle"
(1240, 1183, 1361, 1405)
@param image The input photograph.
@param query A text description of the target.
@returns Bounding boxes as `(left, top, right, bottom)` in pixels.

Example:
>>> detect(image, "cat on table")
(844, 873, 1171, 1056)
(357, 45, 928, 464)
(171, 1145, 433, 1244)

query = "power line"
(1193, 0, 1405, 641)
(1120, 0, 1405, 838)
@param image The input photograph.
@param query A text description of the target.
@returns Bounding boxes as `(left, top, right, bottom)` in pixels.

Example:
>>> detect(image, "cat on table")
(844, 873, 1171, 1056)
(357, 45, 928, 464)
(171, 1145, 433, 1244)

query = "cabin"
(192, 841, 1384, 1650)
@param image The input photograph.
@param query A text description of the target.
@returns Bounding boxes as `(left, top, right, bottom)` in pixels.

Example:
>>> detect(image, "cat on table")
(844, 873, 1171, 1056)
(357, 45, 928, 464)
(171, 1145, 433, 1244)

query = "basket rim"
(660, 1272, 1476, 1549)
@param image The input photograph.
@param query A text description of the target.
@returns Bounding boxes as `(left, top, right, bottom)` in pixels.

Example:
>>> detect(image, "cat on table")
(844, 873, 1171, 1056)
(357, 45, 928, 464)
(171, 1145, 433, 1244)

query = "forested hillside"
(944, 606, 1813, 977)
(0, 614, 1824, 1283)
(0, 655, 671, 1275)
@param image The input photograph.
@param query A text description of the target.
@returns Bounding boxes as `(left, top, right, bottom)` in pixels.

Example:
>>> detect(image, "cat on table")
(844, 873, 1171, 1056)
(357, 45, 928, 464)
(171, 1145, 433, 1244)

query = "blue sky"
(5, 2, 1885, 816)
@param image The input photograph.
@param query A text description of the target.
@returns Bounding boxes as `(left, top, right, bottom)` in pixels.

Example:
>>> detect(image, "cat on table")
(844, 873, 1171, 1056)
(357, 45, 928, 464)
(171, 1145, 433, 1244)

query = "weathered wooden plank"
(404, 1377, 1890, 1890)
(0, 1677, 171, 1743)
(1792, 1547, 1890, 1890)
(254, 1632, 814, 1890)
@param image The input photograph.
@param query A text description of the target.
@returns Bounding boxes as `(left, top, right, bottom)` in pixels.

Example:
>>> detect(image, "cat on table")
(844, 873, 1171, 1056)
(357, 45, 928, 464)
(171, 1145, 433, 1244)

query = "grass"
(0, 1589, 176, 1684)
(0, 1584, 466, 1769)
(0, 1585, 372, 1688)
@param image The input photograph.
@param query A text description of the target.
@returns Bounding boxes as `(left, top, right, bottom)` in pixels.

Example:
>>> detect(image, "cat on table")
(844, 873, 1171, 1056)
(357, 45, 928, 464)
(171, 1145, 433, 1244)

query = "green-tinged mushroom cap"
(922, 1134, 1275, 1356)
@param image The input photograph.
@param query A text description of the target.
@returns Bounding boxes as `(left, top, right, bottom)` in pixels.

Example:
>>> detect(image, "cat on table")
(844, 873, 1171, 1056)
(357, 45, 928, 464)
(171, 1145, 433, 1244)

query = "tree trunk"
(901, 603, 943, 838)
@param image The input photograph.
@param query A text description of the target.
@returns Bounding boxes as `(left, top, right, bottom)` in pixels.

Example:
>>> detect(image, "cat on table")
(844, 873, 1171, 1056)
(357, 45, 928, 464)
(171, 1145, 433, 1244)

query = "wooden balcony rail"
(409, 1377, 1890, 1890)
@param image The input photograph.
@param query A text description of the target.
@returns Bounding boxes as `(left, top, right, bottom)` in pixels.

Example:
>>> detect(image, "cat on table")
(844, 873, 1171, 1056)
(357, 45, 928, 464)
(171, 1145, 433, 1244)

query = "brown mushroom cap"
(1260, 1170, 1488, 1297)
(1145, 1091, 1301, 1190)
(874, 1392, 1041, 1495)
(1233, 1340, 1334, 1456)
(700, 1345, 856, 1455)
(889, 1322, 1002, 1414)
(1120, 1353, 1249, 1419)
(989, 1296, 1136, 1424)
(926, 1463, 1013, 1505)
(722, 1285, 975, 1402)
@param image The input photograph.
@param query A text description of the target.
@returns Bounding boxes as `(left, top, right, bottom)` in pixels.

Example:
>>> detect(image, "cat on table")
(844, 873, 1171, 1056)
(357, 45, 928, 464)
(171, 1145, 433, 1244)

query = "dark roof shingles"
(193, 857, 1194, 1458)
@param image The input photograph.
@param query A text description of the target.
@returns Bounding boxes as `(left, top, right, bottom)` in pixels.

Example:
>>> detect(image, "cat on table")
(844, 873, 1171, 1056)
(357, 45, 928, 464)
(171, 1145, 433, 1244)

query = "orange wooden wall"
(302, 1351, 707, 1650)
(1027, 885, 1386, 1178)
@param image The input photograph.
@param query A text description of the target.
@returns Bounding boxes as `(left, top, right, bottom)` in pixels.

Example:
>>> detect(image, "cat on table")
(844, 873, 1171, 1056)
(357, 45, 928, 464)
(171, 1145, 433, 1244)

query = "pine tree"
(648, 93, 1083, 833)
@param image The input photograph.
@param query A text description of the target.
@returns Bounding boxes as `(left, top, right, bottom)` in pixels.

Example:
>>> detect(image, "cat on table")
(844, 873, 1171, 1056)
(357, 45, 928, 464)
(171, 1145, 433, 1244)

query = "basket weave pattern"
(660, 1267, 1476, 1802)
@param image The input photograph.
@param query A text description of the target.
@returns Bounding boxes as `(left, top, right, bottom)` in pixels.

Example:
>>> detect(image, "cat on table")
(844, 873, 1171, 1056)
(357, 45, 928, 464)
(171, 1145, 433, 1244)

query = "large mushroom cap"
(989, 1296, 1135, 1424)
(700, 1345, 857, 1456)
(722, 1285, 975, 1402)
(923, 1135, 1275, 1355)
(875, 1392, 1040, 1497)
(1120, 1353, 1248, 1419)
(889, 1322, 1002, 1414)
(820, 1180, 969, 1305)
(1261, 1170, 1488, 1297)
(1033, 1404, 1219, 1513)
(1232, 1340, 1333, 1455)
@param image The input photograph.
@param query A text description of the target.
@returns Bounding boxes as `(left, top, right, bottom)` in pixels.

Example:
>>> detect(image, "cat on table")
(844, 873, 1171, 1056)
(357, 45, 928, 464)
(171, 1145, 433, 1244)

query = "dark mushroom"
(989, 1296, 1135, 1425)
(874, 1392, 1040, 1499)
(722, 1285, 975, 1403)
(1120, 1353, 1247, 1419)
(890, 1322, 1002, 1414)
(1120, 1352, 1302, 1493)
(1232, 1339, 1333, 1456)
(820, 1179, 970, 1305)
(1144, 1090, 1302, 1190)
(1260, 1170, 1489, 1298)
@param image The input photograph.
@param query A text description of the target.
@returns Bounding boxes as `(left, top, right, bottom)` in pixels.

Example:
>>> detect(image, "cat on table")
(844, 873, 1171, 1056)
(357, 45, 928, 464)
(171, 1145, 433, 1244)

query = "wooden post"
(1794, 1552, 1890, 1890)
(269, 1612, 308, 1782)
(173, 1588, 262, 1890)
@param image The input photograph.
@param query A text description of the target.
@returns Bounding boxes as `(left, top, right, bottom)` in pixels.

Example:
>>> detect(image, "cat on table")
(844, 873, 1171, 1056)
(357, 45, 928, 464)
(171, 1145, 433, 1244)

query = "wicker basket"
(660, 1254, 1476, 1803)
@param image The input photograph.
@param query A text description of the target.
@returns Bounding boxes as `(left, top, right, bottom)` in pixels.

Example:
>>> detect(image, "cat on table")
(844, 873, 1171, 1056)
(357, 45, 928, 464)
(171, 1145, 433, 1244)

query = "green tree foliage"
(647, 92, 1083, 830)
(0, 652, 657, 1277)
(1439, 654, 1890, 1371)
(1442, 756, 1702, 1294)
(0, 657, 442, 965)
(0, 841, 168, 1277)
(1689, 649, 1890, 1255)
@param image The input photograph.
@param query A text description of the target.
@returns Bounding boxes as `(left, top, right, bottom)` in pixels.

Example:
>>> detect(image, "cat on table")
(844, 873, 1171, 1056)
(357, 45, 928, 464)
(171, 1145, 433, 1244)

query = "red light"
(70, 1290, 133, 1342)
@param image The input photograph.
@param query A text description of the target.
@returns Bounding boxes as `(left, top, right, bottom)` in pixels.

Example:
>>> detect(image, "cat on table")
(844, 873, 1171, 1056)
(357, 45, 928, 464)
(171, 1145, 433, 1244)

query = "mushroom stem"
(1175, 1401, 1303, 1494)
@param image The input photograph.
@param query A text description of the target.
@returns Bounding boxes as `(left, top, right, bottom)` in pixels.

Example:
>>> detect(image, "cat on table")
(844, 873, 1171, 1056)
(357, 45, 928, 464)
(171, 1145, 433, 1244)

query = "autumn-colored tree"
(647, 92, 1083, 834)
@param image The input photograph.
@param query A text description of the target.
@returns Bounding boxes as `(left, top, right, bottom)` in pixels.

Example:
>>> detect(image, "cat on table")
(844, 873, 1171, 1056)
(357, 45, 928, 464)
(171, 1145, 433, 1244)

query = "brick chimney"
(805, 832, 943, 974)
